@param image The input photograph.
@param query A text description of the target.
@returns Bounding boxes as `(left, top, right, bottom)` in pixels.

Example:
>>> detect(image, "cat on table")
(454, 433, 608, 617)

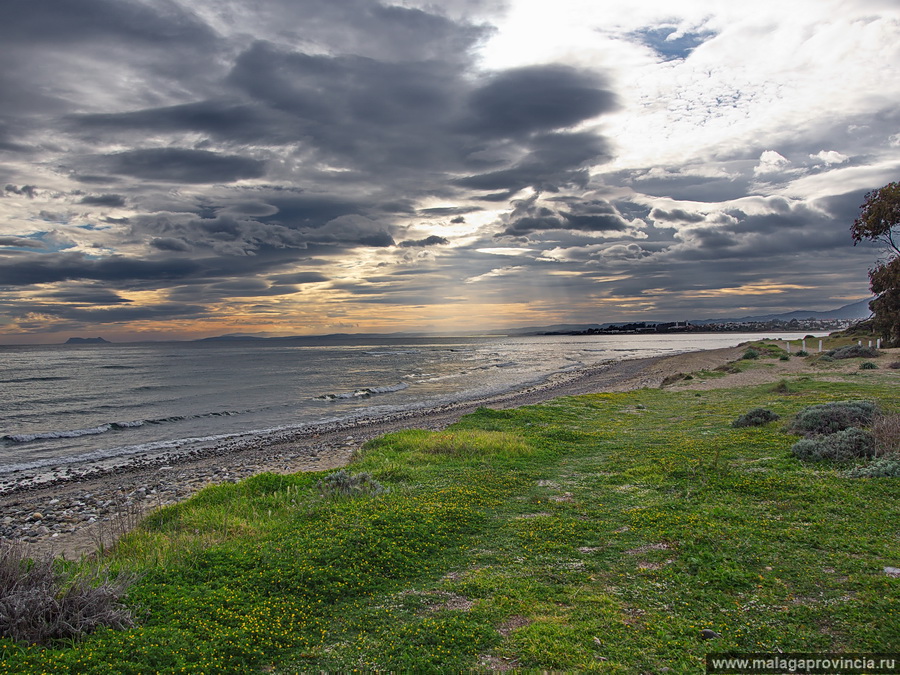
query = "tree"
(868, 258, 900, 346)
(851, 181, 900, 345)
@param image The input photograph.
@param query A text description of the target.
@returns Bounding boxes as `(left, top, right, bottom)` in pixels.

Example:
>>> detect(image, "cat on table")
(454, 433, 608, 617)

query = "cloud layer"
(1, 0, 898, 341)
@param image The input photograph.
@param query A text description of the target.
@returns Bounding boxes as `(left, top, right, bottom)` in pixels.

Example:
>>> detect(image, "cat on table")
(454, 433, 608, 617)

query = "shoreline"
(1, 345, 748, 558)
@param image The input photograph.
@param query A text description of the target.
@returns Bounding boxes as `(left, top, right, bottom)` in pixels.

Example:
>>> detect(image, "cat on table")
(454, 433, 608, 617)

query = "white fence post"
(819, 339, 823, 353)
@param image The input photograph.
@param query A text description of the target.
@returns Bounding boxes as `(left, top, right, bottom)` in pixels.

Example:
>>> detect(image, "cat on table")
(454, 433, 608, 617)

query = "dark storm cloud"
(268, 271, 329, 284)
(419, 206, 482, 216)
(649, 207, 706, 223)
(256, 195, 369, 230)
(0, 0, 218, 123)
(42, 288, 132, 304)
(0, 236, 44, 248)
(220, 39, 615, 192)
(4, 185, 37, 198)
(150, 237, 192, 252)
(72, 175, 121, 185)
(457, 132, 612, 194)
(69, 101, 295, 145)
(207, 279, 296, 297)
(103, 149, 267, 184)
(133, 210, 396, 254)
(21, 303, 208, 323)
(79, 194, 126, 207)
(504, 198, 630, 235)
(0, 252, 201, 286)
(135, 213, 310, 255)
(0, 0, 214, 47)
(463, 66, 617, 137)
(399, 236, 450, 247)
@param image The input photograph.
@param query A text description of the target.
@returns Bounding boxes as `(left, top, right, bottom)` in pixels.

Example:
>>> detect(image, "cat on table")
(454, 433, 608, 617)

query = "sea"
(0, 332, 820, 478)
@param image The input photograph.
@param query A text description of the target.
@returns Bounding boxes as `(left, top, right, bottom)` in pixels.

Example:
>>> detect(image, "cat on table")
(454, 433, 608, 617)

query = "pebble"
(0, 442, 346, 549)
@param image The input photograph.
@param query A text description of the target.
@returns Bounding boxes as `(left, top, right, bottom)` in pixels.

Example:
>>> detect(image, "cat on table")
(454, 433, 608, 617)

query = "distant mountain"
(65, 336, 110, 344)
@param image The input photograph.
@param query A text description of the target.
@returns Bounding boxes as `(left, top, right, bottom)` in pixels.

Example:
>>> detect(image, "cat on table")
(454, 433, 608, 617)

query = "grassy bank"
(2, 345, 899, 672)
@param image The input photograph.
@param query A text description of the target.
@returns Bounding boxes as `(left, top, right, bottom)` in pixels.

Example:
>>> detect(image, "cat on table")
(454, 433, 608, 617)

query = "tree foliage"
(851, 181, 900, 256)
(851, 181, 900, 345)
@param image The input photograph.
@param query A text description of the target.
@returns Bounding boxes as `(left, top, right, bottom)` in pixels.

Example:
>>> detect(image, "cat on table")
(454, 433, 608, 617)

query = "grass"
(2, 365, 899, 672)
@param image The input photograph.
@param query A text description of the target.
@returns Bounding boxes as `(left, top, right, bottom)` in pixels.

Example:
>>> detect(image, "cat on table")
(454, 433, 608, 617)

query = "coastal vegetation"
(1, 341, 898, 672)
(851, 180, 900, 346)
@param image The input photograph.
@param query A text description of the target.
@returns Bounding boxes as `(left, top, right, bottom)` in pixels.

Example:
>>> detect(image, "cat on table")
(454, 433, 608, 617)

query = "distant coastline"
(540, 317, 857, 336)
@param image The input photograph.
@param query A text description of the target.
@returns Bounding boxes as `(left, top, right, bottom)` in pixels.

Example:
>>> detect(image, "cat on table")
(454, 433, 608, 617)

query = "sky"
(1, 0, 899, 343)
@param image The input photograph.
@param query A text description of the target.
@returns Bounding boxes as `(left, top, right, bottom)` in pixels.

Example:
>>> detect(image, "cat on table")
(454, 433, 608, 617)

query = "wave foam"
(314, 382, 409, 401)
(2, 410, 240, 444)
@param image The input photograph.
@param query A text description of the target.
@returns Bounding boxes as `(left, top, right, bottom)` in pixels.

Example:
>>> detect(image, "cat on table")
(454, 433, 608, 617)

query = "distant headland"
(65, 337, 111, 344)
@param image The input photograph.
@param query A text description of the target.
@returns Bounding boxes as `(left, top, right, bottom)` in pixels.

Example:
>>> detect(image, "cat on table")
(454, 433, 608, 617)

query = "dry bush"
(316, 470, 385, 498)
(0, 542, 137, 644)
(871, 413, 900, 456)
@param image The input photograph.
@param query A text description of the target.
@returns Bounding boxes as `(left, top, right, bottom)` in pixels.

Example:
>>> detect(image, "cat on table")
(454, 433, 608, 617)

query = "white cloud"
(810, 150, 849, 165)
(753, 150, 792, 177)
(464, 265, 524, 283)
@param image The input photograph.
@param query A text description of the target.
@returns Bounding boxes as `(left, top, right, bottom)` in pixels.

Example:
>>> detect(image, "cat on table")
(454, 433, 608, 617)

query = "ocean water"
(0, 333, 816, 475)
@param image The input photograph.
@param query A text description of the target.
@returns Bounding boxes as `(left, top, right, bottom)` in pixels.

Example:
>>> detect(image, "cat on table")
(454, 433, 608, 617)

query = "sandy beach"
(4, 342, 893, 560)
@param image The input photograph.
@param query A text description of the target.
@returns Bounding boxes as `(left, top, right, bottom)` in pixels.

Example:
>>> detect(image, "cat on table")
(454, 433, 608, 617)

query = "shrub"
(779, 354, 790, 361)
(660, 372, 687, 387)
(860, 361, 878, 369)
(791, 427, 877, 462)
(825, 345, 880, 359)
(316, 470, 385, 498)
(732, 408, 780, 428)
(796, 350, 809, 357)
(888, 361, 900, 369)
(714, 364, 741, 374)
(0, 542, 136, 644)
(771, 379, 794, 394)
(787, 400, 878, 436)
(872, 413, 900, 455)
(741, 348, 760, 360)
(847, 454, 900, 478)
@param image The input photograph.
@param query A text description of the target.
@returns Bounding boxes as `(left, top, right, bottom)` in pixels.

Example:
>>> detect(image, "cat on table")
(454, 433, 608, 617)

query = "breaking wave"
(314, 382, 409, 401)
(3, 410, 241, 444)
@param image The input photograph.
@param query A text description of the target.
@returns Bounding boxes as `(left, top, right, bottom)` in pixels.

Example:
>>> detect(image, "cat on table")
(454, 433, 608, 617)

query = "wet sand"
(1, 346, 748, 559)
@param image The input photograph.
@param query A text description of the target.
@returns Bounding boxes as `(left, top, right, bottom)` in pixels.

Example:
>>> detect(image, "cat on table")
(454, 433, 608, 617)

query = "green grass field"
(3, 348, 899, 673)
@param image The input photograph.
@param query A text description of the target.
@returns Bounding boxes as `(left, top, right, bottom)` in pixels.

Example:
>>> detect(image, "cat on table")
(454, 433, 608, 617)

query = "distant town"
(545, 317, 857, 336)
